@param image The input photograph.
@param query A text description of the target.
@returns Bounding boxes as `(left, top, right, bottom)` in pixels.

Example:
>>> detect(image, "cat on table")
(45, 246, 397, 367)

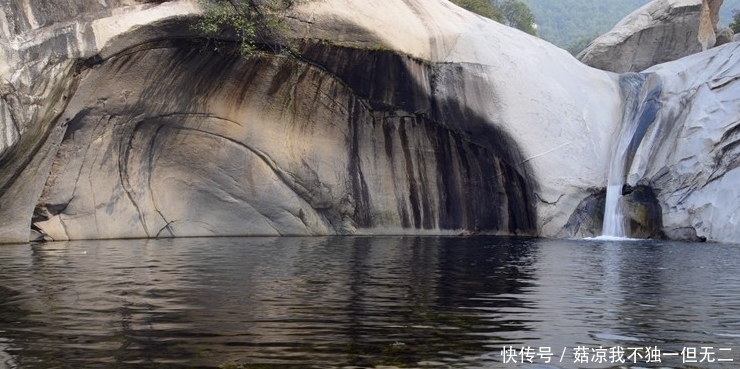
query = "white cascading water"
(601, 74, 650, 238)
(602, 184, 625, 237)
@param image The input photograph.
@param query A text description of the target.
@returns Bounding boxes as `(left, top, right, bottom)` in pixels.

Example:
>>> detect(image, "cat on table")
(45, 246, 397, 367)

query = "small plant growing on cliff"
(193, 0, 297, 55)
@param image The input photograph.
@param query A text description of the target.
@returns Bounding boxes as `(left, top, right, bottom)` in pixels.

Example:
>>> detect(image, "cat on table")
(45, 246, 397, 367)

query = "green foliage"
(193, 0, 296, 55)
(450, 0, 537, 36)
(521, 0, 740, 48)
(450, 0, 504, 22)
(720, 1, 740, 28)
(520, 0, 649, 47)
(499, 0, 537, 35)
(731, 9, 740, 34)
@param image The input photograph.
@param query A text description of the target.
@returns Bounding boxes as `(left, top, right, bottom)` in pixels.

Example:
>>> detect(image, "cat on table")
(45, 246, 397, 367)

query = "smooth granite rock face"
(568, 37, 740, 243)
(0, 0, 625, 241)
(33, 43, 540, 239)
(1, 0, 740, 243)
(627, 42, 740, 244)
(577, 0, 711, 73)
(0, 0, 203, 242)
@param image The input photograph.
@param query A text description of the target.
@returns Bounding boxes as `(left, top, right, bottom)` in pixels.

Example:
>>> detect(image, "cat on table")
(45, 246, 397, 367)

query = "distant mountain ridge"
(522, 0, 740, 49)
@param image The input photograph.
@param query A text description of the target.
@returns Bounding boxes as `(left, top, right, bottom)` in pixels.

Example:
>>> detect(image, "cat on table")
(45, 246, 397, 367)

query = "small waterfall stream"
(602, 73, 661, 238)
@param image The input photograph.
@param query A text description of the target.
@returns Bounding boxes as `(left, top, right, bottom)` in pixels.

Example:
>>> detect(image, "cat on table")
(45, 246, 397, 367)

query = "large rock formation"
(1, 0, 739, 243)
(569, 0, 740, 243)
(697, 0, 724, 50)
(0, 0, 203, 242)
(0, 0, 622, 242)
(34, 44, 542, 239)
(563, 40, 740, 243)
(577, 0, 723, 73)
(628, 42, 740, 243)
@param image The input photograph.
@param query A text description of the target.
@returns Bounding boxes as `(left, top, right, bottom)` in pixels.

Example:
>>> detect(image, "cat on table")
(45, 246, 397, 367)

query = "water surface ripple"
(0, 237, 737, 368)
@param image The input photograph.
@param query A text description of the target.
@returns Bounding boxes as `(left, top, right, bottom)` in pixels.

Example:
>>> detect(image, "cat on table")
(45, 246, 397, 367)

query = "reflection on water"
(0, 237, 738, 368)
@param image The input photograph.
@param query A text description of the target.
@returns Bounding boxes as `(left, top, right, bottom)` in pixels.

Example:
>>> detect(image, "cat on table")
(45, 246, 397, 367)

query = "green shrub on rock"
(193, 0, 297, 55)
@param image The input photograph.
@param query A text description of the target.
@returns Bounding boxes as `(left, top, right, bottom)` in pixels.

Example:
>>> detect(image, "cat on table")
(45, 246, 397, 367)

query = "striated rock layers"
(0, 0, 621, 242)
(564, 41, 740, 243)
(628, 43, 740, 243)
(1, 0, 740, 243)
(571, 0, 740, 243)
(34, 44, 540, 239)
(577, 0, 723, 73)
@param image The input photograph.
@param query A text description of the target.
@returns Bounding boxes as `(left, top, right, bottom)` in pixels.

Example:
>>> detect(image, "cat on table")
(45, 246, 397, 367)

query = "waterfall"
(602, 73, 661, 238)
(602, 184, 625, 237)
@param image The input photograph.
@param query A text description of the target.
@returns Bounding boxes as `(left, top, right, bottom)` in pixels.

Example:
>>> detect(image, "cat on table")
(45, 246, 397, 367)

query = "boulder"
(715, 27, 735, 46)
(709, 0, 724, 24)
(697, 0, 723, 50)
(577, 0, 713, 73)
(557, 190, 606, 239)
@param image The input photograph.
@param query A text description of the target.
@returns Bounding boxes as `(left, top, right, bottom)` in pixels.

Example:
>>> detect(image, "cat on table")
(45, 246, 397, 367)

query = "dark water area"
(0, 237, 738, 369)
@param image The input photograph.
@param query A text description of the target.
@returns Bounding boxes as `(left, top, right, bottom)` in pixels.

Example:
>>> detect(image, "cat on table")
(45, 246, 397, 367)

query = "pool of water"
(0, 236, 737, 368)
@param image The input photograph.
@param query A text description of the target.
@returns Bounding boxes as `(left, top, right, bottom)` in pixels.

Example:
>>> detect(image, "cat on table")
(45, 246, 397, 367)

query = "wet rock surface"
(0, 0, 623, 241)
(559, 185, 664, 239)
(629, 42, 740, 243)
(1, 0, 740, 243)
(622, 185, 664, 239)
(31, 42, 536, 239)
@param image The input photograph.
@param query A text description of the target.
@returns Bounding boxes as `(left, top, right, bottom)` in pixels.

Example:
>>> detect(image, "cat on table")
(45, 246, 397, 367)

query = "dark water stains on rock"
(707, 119, 740, 184)
(398, 119, 422, 229)
(298, 41, 432, 115)
(622, 185, 664, 239)
(620, 73, 663, 177)
(298, 41, 536, 234)
(297, 42, 536, 234)
(347, 98, 372, 229)
(27, 38, 537, 239)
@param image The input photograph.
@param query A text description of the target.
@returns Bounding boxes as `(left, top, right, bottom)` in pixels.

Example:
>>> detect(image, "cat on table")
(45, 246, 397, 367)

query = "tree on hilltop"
(499, 0, 537, 35)
(451, 0, 505, 22)
(731, 8, 740, 33)
(450, 0, 538, 36)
